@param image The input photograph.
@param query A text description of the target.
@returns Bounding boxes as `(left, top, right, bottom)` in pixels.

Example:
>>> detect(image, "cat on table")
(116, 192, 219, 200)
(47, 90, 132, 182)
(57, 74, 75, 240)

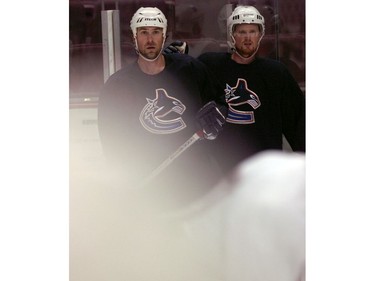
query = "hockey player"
(97, 7, 227, 206)
(165, 6, 305, 175)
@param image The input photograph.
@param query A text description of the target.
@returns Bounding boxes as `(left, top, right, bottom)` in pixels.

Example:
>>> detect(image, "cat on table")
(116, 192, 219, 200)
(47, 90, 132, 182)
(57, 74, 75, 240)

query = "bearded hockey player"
(97, 7, 227, 206)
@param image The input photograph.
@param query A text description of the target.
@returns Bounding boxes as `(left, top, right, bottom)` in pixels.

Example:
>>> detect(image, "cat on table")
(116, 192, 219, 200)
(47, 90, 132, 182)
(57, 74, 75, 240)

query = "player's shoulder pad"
(164, 52, 194, 62)
(164, 52, 207, 69)
(198, 52, 227, 61)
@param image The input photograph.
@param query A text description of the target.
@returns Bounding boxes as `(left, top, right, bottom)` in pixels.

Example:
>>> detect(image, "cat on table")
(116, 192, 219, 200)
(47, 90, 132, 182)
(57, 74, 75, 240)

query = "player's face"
(233, 24, 262, 58)
(136, 27, 164, 60)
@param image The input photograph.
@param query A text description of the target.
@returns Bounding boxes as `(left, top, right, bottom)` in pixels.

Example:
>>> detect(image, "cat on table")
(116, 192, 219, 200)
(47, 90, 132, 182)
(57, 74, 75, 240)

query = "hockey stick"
(141, 130, 204, 186)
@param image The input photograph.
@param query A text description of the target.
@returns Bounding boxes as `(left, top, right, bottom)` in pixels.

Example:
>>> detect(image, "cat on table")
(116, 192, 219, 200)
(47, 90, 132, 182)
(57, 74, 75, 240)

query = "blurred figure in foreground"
(70, 150, 305, 280)
(180, 150, 305, 280)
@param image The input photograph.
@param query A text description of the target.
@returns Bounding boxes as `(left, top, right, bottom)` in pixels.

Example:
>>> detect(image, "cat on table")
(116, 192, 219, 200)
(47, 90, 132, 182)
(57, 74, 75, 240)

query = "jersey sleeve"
(280, 66, 306, 152)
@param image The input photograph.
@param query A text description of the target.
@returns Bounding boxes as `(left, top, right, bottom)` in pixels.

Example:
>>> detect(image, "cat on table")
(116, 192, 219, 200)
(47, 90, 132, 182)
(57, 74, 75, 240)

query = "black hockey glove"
(163, 41, 189, 55)
(196, 101, 226, 140)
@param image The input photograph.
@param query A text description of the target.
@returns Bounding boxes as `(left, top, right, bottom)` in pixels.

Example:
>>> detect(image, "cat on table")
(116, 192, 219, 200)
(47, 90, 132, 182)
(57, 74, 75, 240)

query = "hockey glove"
(163, 41, 189, 55)
(196, 101, 226, 140)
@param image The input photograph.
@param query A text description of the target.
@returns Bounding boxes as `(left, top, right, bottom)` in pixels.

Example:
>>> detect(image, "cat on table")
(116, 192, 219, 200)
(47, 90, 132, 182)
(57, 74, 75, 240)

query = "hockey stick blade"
(141, 130, 204, 186)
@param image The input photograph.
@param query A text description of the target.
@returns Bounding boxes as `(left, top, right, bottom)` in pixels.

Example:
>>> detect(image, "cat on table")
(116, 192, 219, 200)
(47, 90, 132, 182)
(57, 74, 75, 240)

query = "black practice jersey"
(98, 53, 225, 201)
(198, 52, 305, 173)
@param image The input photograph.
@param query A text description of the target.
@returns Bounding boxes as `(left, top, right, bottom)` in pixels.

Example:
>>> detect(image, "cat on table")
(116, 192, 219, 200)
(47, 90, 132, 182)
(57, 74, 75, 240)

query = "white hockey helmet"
(130, 7, 167, 38)
(227, 6, 265, 49)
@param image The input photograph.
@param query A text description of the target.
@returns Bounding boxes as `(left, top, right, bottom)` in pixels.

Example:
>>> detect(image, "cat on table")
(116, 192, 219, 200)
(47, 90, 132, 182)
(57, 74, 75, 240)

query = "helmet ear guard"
(227, 6, 265, 50)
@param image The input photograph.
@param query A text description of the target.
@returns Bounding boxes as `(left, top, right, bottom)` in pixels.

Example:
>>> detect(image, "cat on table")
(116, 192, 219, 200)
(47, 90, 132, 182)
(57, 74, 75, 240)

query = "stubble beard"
(140, 48, 160, 60)
(236, 43, 257, 58)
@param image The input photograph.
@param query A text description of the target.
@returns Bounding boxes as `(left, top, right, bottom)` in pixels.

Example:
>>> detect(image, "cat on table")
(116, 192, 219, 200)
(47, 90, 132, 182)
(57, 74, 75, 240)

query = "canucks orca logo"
(224, 78, 261, 124)
(139, 88, 187, 134)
